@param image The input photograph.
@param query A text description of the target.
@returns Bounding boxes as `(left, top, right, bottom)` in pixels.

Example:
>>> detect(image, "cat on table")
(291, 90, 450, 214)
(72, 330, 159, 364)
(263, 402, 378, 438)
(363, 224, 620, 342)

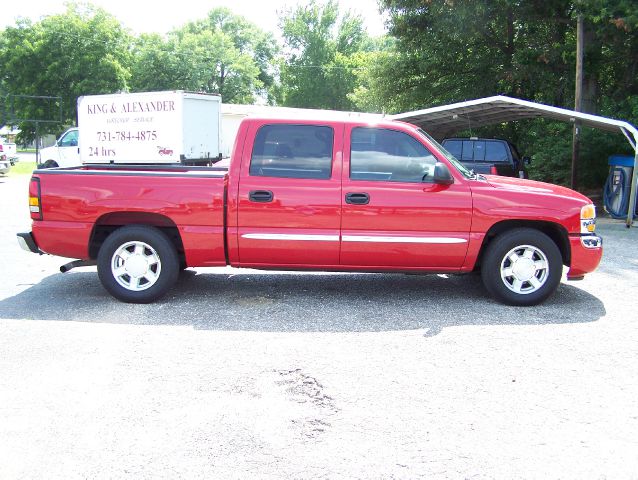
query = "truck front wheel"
(480, 228, 563, 306)
(40, 160, 59, 169)
(97, 225, 179, 303)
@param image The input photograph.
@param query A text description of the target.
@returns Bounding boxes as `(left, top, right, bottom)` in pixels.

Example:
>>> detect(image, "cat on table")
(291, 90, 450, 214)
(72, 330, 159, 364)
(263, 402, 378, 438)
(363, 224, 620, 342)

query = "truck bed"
(32, 165, 229, 267)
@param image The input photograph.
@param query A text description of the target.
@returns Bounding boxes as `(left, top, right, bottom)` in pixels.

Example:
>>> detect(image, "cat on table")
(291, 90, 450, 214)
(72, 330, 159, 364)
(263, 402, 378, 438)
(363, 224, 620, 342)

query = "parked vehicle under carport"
(441, 137, 530, 178)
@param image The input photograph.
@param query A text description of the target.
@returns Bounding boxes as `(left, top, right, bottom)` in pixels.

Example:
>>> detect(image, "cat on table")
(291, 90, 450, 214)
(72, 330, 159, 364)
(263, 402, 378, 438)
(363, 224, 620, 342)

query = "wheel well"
(89, 212, 185, 266)
(475, 220, 570, 270)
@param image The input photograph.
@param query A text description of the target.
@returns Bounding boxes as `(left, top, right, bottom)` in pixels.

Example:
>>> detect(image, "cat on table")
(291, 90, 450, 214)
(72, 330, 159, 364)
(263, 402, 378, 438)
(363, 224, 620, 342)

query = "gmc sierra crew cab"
(17, 115, 602, 306)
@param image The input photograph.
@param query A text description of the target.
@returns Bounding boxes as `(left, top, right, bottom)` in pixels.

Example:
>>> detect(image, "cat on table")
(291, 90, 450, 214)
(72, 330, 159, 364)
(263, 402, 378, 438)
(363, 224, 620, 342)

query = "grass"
(9, 161, 37, 176)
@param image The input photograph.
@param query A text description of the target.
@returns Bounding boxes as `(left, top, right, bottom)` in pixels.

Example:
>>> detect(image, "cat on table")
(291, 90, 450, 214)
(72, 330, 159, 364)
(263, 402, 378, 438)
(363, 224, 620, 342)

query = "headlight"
(580, 204, 596, 234)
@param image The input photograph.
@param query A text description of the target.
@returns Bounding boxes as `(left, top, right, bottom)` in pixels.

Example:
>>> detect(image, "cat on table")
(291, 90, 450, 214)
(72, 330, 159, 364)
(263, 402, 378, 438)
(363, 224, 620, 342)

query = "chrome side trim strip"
(242, 233, 339, 242)
(342, 235, 467, 244)
(242, 233, 468, 244)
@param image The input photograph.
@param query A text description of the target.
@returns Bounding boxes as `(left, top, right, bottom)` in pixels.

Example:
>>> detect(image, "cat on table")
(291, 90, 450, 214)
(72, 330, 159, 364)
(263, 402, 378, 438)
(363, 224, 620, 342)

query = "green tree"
(364, 0, 580, 111)
(580, 0, 638, 116)
(128, 33, 183, 93)
(363, 0, 638, 188)
(0, 3, 131, 140)
(130, 8, 278, 104)
(278, 0, 370, 110)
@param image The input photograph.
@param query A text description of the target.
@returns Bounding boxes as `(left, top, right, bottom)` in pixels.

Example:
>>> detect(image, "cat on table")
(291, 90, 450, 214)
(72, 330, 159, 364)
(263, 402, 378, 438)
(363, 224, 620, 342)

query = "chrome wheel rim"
(500, 244, 549, 295)
(111, 241, 161, 291)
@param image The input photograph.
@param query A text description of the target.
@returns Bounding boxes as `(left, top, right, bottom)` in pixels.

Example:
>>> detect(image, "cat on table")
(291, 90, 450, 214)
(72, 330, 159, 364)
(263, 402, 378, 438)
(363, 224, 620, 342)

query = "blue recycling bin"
(604, 155, 637, 219)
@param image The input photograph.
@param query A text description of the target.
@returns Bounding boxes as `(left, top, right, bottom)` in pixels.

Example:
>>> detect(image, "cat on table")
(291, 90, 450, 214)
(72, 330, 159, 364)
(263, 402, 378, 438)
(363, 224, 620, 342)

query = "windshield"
(416, 128, 474, 179)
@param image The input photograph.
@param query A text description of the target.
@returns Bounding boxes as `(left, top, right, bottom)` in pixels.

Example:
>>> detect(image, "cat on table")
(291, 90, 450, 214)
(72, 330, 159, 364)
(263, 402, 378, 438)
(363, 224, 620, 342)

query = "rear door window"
(250, 124, 333, 179)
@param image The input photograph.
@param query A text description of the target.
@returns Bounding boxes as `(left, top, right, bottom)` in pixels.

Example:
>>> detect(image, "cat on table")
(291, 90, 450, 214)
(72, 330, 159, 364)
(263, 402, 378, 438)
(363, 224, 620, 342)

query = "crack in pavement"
(276, 368, 339, 439)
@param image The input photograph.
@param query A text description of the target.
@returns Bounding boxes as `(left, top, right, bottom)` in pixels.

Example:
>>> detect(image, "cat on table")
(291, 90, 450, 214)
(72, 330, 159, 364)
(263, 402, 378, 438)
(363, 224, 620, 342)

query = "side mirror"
(522, 156, 531, 165)
(432, 162, 454, 185)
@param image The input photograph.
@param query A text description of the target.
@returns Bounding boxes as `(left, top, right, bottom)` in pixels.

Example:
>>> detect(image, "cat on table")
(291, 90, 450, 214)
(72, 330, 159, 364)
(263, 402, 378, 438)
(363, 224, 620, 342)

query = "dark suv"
(441, 137, 530, 178)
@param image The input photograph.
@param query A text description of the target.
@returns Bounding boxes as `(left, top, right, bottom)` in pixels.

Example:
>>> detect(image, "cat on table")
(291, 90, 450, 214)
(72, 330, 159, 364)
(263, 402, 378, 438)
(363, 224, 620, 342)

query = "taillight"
(0, 145, 4, 152)
(490, 166, 498, 175)
(29, 177, 43, 220)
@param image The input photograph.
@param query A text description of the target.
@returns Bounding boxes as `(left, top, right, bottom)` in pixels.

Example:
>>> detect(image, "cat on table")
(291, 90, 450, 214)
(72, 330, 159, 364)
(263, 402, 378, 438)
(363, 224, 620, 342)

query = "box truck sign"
(77, 91, 222, 164)
(79, 92, 183, 163)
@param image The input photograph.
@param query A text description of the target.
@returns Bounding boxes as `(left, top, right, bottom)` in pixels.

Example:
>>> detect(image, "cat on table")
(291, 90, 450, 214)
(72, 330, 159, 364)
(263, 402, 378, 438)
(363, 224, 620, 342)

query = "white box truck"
(39, 91, 222, 168)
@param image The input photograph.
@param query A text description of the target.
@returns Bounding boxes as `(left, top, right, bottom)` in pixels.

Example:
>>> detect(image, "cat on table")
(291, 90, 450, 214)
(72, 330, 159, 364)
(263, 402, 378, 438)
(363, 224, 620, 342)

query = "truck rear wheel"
(97, 225, 179, 303)
(480, 228, 563, 306)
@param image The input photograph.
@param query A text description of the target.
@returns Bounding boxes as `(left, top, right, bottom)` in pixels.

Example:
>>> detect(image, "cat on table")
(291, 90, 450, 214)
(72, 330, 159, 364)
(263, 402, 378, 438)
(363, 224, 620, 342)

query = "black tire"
(480, 228, 563, 306)
(97, 225, 179, 303)
(40, 160, 59, 169)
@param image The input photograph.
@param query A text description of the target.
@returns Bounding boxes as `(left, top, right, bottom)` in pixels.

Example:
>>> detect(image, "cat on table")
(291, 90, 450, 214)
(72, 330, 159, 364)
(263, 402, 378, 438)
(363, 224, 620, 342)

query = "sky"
(1, 0, 388, 37)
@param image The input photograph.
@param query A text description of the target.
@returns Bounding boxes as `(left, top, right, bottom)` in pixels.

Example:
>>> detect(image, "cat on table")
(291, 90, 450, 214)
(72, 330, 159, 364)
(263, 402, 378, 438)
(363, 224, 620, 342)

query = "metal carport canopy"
(391, 95, 638, 227)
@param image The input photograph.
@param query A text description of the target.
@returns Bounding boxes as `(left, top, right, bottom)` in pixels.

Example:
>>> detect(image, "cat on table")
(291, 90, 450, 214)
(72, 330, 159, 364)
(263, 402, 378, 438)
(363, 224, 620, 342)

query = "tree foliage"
(364, 0, 638, 187)
(0, 3, 131, 140)
(278, 0, 371, 110)
(130, 8, 277, 104)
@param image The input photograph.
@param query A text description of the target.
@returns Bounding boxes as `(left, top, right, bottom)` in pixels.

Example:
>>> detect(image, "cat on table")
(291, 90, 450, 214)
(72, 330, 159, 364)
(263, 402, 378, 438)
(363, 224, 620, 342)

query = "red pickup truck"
(17, 115, 602, 306)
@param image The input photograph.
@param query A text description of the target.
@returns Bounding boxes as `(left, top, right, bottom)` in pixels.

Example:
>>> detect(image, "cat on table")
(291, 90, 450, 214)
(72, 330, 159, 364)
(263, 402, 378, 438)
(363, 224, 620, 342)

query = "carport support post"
(571, 122, 580, 190)
(626, 149, 638, 228)
(571, 14, 584, 191)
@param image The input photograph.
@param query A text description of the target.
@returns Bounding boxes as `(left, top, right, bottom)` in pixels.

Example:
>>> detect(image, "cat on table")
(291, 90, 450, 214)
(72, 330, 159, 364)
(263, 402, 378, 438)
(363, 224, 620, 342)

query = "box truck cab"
(38, 127, 80, 168)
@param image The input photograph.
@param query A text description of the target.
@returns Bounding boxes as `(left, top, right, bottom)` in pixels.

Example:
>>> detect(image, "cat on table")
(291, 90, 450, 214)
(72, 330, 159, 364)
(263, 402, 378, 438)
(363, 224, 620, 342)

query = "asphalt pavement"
(1, 174, 637, 479)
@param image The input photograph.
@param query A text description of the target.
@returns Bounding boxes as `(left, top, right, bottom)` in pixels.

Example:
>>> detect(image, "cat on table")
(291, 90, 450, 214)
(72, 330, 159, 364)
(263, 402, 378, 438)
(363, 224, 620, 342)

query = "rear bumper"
(567, 234, 603, 279)
(17, 232, 42, 254)
(31, 221, 92, 259)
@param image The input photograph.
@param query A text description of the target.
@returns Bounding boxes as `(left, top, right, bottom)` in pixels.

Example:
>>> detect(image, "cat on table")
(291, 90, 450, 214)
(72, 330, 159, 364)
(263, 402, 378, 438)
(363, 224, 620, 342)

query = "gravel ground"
(1, 174, 637, 479)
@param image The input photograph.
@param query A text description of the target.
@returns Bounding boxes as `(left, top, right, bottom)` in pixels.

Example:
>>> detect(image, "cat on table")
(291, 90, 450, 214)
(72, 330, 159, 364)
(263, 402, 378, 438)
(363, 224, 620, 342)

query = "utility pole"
(571, 14, 584, 190)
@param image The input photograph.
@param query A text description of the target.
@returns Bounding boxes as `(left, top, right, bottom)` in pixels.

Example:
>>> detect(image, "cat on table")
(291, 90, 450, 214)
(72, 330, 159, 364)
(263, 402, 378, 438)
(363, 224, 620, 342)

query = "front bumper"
(17, 232, 42, 254)
(567, 234, 603, 279)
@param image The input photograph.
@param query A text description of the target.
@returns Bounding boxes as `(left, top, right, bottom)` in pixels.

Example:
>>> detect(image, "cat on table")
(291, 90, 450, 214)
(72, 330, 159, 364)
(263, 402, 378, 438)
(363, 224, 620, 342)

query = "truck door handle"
(249, 190, 274, 203)
(345, 192, 370, 205)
